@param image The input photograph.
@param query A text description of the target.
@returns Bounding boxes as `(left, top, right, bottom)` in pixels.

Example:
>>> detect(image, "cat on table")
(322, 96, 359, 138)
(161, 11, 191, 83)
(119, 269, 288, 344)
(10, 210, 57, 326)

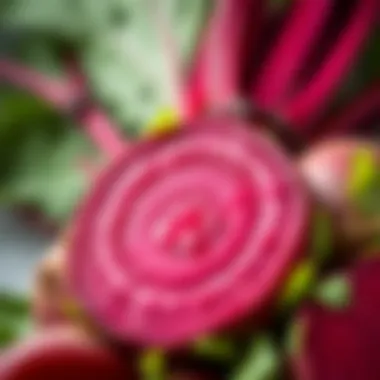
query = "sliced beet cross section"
(68, 119, 310, 347)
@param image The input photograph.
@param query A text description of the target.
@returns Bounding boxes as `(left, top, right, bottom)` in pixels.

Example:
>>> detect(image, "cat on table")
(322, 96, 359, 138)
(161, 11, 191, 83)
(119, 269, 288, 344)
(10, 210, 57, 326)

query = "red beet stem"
(252, 0, 331, 111)
(319, 84, 380, 138)
(284, 0, 377, 128)
(187, 0, 264, 116)
(0, 59, 125, 158)
(68, 119, 310, 347)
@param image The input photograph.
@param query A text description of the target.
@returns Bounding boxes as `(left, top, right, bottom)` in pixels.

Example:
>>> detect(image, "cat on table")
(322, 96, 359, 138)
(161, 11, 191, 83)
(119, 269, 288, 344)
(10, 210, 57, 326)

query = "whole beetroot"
(0, 325, 132, 380)
(290, 258, 380, 380)
(299, 138, 380, 250)
(68, 119, 312, 348)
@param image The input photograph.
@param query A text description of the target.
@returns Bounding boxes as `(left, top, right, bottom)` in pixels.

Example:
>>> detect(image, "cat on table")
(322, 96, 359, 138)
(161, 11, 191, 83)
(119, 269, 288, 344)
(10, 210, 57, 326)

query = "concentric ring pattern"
(68, 119, 310, 347)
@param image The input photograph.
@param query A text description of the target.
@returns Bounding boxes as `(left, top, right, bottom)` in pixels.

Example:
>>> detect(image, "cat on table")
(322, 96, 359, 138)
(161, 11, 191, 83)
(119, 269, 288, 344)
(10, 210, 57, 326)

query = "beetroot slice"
(0, 326, 131, 380)
(292, 259, 380, 380)
(68, 118, 310, 347)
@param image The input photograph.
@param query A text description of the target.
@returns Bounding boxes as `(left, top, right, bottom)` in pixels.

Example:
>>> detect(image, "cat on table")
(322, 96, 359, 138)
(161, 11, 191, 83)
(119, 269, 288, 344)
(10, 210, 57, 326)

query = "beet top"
(67, 118, 310, 347)
(290, 258, 380, 380)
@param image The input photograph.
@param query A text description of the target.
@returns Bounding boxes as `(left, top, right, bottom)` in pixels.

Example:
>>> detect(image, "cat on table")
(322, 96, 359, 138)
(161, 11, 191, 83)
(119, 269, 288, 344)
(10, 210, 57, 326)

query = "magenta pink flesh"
(68, 119, 309, 347)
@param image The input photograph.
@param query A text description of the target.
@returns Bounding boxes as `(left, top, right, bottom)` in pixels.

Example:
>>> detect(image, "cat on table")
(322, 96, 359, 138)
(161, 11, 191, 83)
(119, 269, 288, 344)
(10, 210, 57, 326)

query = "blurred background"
(0, 210, 51, 293)
(0, 0, 379, 358)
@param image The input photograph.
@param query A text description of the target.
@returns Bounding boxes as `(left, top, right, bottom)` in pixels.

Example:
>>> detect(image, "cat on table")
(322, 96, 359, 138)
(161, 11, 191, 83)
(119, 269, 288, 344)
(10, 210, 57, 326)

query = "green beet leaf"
(0, 292, 32, 348)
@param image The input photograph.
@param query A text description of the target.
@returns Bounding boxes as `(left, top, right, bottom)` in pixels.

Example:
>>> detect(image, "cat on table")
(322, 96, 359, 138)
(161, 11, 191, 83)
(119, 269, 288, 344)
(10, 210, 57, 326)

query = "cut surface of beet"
(0, 326, 130, 380)
(68, 119, 310, 347)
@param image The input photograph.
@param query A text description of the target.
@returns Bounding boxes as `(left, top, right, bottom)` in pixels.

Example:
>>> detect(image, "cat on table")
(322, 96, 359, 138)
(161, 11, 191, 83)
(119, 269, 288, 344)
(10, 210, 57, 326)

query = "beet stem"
(0, 59, 126, 158)
(252, 0, 331, 110)
(187, 0, 264, 116)
(321, 83, 380, 137)
(284, 0, 377, 128)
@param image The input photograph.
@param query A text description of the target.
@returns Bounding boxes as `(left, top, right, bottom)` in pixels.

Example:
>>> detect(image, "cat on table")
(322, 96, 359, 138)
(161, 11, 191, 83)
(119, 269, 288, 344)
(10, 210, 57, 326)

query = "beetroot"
(299, 138, 380, 249)
(67, 118, 310, 347)
(290, 258, 380, 380)
(0, 326, 132, 380)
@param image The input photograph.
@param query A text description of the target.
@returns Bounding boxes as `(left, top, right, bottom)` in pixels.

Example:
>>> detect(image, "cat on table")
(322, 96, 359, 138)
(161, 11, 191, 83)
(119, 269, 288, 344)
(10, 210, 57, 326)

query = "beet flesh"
(292, 259, 380, 380)
(0, 326, 131, 380)
(68, 118, 310, 347)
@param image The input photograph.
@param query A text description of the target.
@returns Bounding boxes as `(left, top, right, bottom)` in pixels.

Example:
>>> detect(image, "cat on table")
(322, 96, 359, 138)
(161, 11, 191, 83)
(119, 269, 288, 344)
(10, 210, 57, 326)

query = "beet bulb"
(68, 118, 311, 348)
(299, 138, 380, 249)
(290, 258, 380, 380)
(0, 325, 132, 380)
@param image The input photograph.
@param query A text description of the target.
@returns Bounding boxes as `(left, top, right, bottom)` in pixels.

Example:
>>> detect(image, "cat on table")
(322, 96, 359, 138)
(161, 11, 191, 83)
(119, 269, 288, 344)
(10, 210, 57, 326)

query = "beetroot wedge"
(290, 258, 380, 380)
(0, 326, 131, 380)
(67, 119, 310, 347)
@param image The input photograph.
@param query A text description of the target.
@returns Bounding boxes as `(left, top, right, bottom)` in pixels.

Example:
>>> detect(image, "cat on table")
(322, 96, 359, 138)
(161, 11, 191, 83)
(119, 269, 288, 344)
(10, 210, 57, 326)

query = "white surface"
(0, 209, 53, 294)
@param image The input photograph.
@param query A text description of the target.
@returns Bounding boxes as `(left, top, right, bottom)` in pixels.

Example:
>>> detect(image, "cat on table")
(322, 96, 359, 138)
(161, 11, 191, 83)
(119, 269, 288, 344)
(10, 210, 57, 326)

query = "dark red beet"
(291, 259, 380, 380)
(67, 119, 311, 347)
(0, 326, 132, 380)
